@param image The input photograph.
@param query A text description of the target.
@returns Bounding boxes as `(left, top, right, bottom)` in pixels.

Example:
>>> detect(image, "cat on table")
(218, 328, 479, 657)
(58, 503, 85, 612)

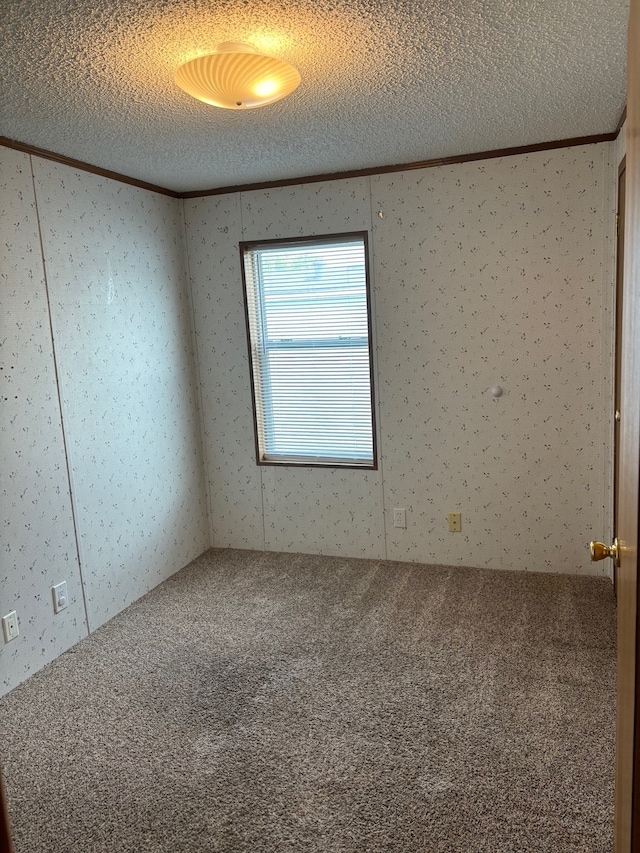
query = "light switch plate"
(2, 611, 19, 643)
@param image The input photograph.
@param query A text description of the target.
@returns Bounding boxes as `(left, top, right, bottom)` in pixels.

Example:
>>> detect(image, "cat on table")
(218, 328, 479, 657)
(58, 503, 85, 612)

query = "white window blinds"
(241, 233, 376, 467)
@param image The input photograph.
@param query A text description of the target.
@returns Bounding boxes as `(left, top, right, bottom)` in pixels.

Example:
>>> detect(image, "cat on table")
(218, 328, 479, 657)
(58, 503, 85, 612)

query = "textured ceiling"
(0, 0, 628, 192)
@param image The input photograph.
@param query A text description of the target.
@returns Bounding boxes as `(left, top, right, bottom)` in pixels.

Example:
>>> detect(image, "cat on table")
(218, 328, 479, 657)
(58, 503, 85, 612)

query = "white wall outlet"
(393, 508, 406, 529)
(52, 581, 68, 614)
(2, 611, 19, 643)
(448, 512, 462, 533)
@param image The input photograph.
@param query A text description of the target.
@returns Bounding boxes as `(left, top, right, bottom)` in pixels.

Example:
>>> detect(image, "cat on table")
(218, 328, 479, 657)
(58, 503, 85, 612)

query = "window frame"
(239, 231, 378, 470)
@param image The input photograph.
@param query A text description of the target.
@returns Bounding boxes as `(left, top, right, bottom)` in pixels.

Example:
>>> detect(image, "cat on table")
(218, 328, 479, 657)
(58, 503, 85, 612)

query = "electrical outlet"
(52, 581, 68, 614)
(2, 611, 19, 643)
(393, 508, 406, 529)
(447, 512, 462, 533)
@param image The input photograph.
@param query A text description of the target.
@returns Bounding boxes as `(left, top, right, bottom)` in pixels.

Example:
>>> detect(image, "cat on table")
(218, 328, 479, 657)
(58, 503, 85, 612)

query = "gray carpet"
(0, 549, 616, 852)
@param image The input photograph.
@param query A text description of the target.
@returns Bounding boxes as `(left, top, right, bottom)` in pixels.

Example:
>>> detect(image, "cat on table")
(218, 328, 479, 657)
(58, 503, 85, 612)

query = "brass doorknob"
(590, 538, 620, 566)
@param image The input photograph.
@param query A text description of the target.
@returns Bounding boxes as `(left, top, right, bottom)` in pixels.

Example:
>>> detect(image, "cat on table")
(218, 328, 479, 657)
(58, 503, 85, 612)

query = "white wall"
(184, 182, 384, 557)
(0, 148, 209, 697)
(185, 142, 616, 575)
(0, 137, 618, 697)
(1, 148, 87, 694)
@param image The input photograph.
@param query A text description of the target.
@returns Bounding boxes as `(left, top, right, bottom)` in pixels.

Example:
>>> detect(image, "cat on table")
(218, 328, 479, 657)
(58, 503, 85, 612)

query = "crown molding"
(1, 129, 620, 201)
(180, 132, 618, 199)
(0, 136, 179, 198)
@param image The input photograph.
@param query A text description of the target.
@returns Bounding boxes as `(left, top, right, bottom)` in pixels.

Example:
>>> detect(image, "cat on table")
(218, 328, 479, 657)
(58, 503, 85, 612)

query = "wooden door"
(615, 0, 640, 849)
(613, 159, 626, 588)
(0, 771, 13, 853)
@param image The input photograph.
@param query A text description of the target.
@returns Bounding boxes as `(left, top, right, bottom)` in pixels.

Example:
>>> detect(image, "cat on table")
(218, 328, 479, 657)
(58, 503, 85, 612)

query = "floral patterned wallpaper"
(372, 148, 614, 572)
(0, 138, 618, 698)
(182, 193, 264, 550)
(1, 149, 209, 696)
(185, 143, 616, 575)
(32, 159, 209, 631)
(186, 181, 385, 559)
(1, 148, 88, 696)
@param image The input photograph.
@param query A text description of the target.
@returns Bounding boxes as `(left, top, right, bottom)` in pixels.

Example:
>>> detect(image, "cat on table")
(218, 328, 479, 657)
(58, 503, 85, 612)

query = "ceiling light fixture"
(175, 42, 301, 110)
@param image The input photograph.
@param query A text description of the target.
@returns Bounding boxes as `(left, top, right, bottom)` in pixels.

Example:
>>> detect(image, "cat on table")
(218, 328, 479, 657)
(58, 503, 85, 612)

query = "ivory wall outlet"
(52, 581, 68, 614)
(393, 508, 407, 529)
(448, 512, 462, 532)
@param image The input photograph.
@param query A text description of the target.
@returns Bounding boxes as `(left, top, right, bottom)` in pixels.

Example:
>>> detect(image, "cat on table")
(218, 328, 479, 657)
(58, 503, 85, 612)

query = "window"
(240, 232, 377, 468)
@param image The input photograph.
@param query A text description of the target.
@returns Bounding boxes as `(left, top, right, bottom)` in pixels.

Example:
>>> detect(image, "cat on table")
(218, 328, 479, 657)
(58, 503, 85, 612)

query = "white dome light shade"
(175, 42, 301, 110)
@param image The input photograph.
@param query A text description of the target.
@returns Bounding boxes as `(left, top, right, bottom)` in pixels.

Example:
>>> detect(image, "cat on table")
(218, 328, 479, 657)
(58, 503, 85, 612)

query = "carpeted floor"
(0, 549, 616, 852)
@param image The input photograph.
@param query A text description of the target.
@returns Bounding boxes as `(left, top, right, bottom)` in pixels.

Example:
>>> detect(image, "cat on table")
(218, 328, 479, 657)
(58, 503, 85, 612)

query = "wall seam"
(239, 191, 267, 551)
(367, 175, 388, 561)
(29, 155, 92, 633)
(180, 197, 214, 550)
